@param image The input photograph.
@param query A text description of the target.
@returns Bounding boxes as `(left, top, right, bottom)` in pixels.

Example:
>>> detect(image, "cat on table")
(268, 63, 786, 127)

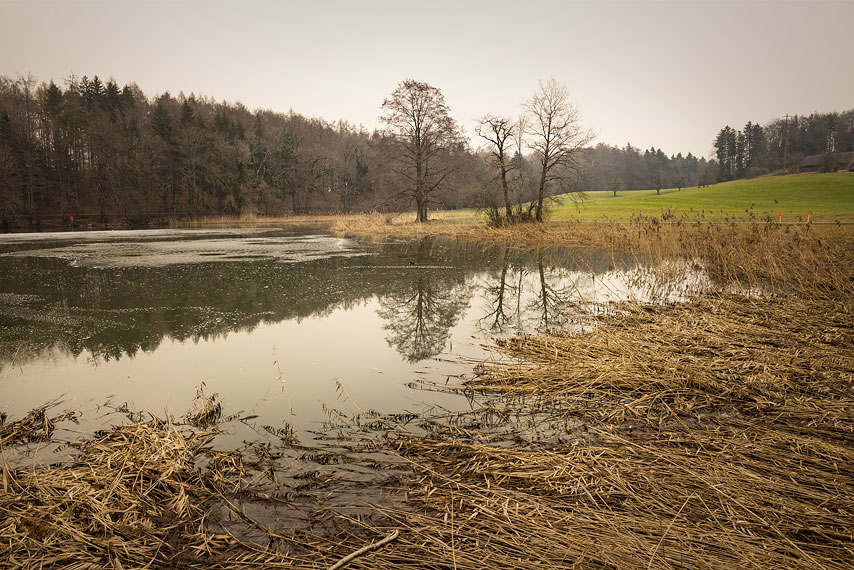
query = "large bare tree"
(476, 114, 516, 221)
(524, 79, 594, 222)
(380, 79, 461, 222)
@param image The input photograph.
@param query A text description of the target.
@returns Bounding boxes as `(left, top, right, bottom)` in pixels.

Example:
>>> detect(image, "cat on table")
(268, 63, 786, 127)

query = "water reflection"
(479, 247, 517, 332)
(378, 273, 473, 363)
(477, 246, 713, 334)
(479, 248, 597, 333)
(0, 232, 715, 372)
(0, 230, 715, 442)
(0, 234, 483, 370)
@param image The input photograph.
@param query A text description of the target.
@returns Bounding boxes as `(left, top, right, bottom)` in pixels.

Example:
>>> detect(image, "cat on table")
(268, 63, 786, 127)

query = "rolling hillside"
(549, 172, 854, 222)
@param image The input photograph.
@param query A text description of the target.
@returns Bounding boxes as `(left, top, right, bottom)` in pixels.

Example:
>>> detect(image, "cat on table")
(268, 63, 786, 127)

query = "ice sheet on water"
(0, 228, 278, 244)
(0, 231, 367, 268)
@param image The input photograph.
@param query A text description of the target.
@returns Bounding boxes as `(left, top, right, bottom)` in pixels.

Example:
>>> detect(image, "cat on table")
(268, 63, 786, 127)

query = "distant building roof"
(799, 151, 854, 172)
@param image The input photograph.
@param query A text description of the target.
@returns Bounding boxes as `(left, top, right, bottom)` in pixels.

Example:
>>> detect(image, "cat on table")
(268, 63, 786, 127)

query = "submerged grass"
(0, 414, 405, 569)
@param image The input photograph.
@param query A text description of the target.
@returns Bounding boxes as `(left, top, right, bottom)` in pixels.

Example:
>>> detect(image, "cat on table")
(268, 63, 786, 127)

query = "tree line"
(1, 74, 476, 226)
(713, 109, 854, 182)
(576, 144, 716, 195)
(4, 72, 849, 227)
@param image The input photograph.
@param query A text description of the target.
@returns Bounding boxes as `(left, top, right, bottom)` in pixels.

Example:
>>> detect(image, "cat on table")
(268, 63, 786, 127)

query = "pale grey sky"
(1, 0, 851, 158)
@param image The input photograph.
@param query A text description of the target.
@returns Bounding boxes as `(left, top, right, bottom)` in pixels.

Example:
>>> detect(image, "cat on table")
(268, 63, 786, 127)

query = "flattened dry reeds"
(349, 292, 853, 569)
(0, 407, 57, 447)
(2, 422, 228, 568)
(470, 294, 853, 428)
(0, 416, 408, 569)
(372, 421, 854, 569)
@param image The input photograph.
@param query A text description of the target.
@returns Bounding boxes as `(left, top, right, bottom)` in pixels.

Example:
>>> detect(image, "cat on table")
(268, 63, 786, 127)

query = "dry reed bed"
(469, 295, 853, 428)
(2, 421, 263, 568)
(332, 214, 853, 299)
(374, 420, 853, 569)
(330, 209, 854, 568)
(354, 294, 853, 569)
(0, 416, 413, 569)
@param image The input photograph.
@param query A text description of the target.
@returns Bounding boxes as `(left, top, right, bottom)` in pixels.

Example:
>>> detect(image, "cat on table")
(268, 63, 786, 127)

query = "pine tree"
(735, 131, 746, 178)
(151, 101, 173, 142)
(43, 81, 63, 116)
(180, 100, 195, 128)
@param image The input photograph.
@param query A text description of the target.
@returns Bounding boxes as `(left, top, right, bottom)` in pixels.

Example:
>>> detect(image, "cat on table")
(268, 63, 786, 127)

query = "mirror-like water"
(0, 228, 711, 453)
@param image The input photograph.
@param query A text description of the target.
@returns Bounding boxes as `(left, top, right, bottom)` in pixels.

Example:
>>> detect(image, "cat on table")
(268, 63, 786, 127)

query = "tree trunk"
(501, 168, 512, 220)
(535, 169, 547, 222)
(416, 199, 428, 223)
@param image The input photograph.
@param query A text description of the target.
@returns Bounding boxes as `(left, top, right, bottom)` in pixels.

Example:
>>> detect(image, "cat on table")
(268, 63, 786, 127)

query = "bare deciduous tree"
(380, 79, 461, 222)
(476, 114, 516, 221)
(524, 79, 594, 222)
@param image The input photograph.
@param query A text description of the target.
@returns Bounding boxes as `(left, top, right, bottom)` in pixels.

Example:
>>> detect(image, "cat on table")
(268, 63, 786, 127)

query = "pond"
(0, 227, 711, 457)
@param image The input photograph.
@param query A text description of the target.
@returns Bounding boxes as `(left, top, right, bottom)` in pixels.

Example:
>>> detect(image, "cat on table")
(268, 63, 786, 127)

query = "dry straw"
(0, 416, 400, 568)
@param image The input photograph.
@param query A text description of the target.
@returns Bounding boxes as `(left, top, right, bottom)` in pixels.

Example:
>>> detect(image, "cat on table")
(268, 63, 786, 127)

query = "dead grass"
(360, 294, 854, 569)
(168, 212, 343, 228)
(0, 415, 407, 569)
(0, 407, 63, 447)
(468, 295, 853, 425)
(378, 419, 853, 569)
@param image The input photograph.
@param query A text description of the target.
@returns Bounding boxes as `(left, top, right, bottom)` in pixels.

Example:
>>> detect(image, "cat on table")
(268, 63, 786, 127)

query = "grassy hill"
(549, 172, 854, 222)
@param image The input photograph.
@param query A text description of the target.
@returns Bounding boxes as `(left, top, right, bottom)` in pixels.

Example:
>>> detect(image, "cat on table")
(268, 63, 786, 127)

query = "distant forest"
(712, 111, 854, 182)
(1, 74, 851, 224)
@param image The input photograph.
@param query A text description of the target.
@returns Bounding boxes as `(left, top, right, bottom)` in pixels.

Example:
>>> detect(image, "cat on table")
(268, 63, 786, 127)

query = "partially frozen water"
(0, 228, 713, 451)
(1, 229, 364, 267)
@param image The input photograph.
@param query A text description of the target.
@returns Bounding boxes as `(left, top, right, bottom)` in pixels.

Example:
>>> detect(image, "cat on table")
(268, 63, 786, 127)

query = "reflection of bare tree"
(479, 247, 519, 333)
(377, 272, 472, 363)
(529, 252, 575, 329)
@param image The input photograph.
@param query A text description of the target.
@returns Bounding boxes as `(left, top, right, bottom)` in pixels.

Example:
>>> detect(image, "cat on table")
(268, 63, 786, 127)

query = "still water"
(0, 227, 710, 450)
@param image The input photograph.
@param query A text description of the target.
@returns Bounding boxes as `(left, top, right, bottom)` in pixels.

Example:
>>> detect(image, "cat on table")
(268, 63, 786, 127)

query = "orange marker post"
(779, 210, 782, 223)
(808, 209, 811, 223)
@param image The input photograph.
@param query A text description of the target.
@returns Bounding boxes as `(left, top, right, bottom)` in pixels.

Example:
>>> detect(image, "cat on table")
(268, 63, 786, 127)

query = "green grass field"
(548, 172, 854, 222)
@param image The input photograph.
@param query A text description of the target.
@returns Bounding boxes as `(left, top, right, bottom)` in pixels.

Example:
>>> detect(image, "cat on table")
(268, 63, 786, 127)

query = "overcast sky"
(1, 0, 852, 158)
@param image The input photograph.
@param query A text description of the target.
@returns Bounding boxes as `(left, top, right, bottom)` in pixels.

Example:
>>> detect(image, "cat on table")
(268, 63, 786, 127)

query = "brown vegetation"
(333, 215, 852, 296)
(3, 216, 852, 568)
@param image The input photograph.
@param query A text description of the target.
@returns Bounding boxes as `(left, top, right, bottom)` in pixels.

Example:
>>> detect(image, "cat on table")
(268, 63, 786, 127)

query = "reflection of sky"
(474, 259, 711, 334)
(0, 299, 475, 448)
(0, 230, 713, 447)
